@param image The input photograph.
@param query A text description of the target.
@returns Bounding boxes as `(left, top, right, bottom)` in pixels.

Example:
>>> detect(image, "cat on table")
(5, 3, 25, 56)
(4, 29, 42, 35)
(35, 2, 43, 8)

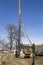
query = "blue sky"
(0, 0, 43, 45)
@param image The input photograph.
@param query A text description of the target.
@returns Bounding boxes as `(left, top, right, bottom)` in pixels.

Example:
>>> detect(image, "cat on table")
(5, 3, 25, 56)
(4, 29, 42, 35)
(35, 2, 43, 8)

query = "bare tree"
(6, 24, 17, 50)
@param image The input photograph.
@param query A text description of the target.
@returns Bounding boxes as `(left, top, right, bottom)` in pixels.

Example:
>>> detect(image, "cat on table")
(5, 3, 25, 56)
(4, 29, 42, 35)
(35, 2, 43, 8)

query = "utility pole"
(18, 0, 21, 57)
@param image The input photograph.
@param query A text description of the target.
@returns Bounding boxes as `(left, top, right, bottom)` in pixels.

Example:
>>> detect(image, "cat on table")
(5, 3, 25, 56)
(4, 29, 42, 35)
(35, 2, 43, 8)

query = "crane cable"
(21, 23, 32, 46)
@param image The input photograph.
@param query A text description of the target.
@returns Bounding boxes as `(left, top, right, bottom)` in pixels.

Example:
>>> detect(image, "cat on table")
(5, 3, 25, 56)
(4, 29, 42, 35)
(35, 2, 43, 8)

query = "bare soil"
(0, 52, 43, 65)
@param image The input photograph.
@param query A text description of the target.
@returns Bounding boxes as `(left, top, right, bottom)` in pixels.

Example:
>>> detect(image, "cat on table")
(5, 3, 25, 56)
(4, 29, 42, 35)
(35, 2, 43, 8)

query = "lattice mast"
(18, 0, 21, 56)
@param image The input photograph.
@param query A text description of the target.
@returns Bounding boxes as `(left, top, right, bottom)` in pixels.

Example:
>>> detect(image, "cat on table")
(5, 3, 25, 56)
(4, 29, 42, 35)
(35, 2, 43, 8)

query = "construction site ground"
(0, 52, 43, 65)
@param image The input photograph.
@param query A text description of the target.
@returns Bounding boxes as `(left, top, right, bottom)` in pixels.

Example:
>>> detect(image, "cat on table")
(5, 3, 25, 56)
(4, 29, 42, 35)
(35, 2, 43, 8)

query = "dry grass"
(0, 52, 43, 65)
(35, 56, 43, 65)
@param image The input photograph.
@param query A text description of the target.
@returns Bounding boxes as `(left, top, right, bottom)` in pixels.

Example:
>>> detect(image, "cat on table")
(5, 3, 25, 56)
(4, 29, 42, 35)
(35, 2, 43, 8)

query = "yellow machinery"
(23, 45, 34, 58)
(23, 46, 31, 56)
